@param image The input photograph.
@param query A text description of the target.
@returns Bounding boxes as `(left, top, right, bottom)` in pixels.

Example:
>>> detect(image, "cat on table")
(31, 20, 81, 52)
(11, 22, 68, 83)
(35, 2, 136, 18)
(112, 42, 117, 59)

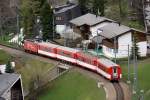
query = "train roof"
(57, 45, 80, 53)
(38, 42, 59, 48)
(98, 58, 118, 68)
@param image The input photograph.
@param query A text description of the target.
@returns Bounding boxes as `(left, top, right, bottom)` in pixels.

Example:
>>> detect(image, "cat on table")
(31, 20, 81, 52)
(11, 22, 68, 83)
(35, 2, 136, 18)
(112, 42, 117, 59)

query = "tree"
(78, 0, 89, 14)
(5, 61, 14, 73)
(20, 0, 44, 36)
(40, 2, 53, 41)
(91, 0, 106, 16)
(130, 32, 140, 59)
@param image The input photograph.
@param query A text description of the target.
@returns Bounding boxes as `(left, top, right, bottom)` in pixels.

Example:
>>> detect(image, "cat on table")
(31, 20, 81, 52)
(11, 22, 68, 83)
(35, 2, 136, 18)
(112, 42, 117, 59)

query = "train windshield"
(113, 67, 118, 78)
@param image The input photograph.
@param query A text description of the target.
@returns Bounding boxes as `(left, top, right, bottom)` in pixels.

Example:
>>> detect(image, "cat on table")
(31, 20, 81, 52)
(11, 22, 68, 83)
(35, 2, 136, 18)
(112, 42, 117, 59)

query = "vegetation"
(130, 32, 140, 59)
(91, 0, 106, 16)
(0, 50, 54, 98)
(119, 58, 150, 100)
(78, 0, 89, 14)
(0, 50, 11, 64)
(38, 70, 106, 100)
(5, 61, 14, 73)
(40, 2, 53, 41)
(20, 0, 54, 40)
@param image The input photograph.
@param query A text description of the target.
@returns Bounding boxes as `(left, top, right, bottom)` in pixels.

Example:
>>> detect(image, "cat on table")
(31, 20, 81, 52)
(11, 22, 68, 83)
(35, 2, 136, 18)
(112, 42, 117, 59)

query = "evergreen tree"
(40, 2, 53, 41)
(92, 0, 106, 16)
(130, 32, 140, 59)
(5, 61, 14, 73)
(78, 0, 89, 14)
(20, 0, 45, 36)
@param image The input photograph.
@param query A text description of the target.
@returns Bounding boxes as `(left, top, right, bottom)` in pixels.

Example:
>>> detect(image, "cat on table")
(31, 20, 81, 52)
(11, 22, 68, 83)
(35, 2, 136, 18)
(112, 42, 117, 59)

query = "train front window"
(114, 68, 117, 73)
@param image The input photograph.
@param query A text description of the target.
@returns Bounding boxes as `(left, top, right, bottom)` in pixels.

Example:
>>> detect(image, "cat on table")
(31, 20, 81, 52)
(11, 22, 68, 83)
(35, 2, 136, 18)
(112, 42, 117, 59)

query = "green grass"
(17, 58, 54, 92)
(0, 49, 54, 94)
(38, 70, 106, 100)
(0, 50, 11, 64)
(119, 58, 150, 100)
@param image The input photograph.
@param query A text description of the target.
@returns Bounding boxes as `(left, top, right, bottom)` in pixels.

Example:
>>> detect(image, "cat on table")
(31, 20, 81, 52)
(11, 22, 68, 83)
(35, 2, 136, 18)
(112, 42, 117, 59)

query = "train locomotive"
(24, 39, 122, 81)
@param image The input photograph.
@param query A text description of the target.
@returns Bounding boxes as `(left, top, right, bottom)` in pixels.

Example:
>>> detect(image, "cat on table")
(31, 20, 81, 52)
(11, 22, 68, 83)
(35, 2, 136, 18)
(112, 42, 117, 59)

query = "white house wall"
(56, 25, 66, 35)
(137, 42, 147, 57)
(103, 32, 147, 58)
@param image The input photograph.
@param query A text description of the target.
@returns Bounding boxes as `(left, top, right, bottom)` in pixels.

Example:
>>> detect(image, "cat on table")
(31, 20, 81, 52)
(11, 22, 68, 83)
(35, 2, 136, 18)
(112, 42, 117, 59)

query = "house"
(98, 23, 147, 58)
(0, 73, 24, 100)
(70, 13, 148, 58)
(70, 13, 113, 39)
(54, 3, 81, 35)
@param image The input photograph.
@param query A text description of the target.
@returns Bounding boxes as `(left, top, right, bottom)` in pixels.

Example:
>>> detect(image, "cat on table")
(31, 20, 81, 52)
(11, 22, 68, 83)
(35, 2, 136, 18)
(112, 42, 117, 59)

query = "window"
(56, 16, 62, 21)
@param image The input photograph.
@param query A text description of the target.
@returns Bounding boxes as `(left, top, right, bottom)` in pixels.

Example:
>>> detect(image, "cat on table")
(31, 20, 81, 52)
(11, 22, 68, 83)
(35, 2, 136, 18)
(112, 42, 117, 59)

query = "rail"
(113, 82, 124, 100)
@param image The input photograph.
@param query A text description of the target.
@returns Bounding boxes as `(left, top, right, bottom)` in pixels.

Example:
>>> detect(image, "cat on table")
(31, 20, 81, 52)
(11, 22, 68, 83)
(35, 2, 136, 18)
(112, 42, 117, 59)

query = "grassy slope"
(0, 50, 54, 93)
(17, 58, 54, 92)
(119, 58, 150, 100)
(0, 50, 11, 64)
(38, 71, 106, 100)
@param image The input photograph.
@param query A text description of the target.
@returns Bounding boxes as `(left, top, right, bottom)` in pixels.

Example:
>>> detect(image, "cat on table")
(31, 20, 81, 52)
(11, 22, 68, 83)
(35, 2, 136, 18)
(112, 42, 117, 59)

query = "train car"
(76, 52, 97, 71)
(56, 46, 79, 63)
(37, 42, 58, 58)
(24, 39, 38, 53)
(23, 39, 122, 81)
(97, 58, 122, 80)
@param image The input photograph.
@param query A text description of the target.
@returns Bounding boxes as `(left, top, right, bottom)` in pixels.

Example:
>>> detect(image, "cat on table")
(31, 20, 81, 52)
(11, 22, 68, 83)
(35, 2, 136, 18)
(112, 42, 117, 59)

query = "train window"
(39, 46, 51, 52)
(59, 50, 72, 58)
(78, 56, 84, 61)
(114, 68, 117, 73)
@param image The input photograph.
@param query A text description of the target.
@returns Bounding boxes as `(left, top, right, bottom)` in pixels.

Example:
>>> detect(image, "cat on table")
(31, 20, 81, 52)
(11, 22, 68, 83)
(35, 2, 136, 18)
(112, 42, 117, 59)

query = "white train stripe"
(38, 50, 112, 80)
(38, 50, 56, 58)
(76, 60, 96, 70)
(96, 68, 111, 79)
(56, 54, 76, 63)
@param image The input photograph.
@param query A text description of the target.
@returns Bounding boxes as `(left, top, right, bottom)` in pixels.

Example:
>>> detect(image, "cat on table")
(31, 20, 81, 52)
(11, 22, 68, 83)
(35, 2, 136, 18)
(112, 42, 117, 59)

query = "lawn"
(38, 70, 106, 100)
(0, 50, 11, 64)
(0, 49, 54, 95)
(17, 58, 54, 93)
(119, 58, 150, 100)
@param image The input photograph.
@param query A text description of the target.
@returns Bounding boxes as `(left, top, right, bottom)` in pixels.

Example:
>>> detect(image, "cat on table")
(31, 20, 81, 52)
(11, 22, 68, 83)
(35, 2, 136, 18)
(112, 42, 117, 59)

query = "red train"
(24, 39, 122, 81)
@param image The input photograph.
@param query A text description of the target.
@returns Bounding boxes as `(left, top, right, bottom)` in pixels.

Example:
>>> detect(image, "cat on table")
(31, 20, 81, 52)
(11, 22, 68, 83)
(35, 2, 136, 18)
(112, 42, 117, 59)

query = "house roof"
(54, 4, 78, 14)
(70, 13, 113, 26)
(98, 23, 131, 39)
(0, 73, 20, 96)
(49, 0, 68, 8)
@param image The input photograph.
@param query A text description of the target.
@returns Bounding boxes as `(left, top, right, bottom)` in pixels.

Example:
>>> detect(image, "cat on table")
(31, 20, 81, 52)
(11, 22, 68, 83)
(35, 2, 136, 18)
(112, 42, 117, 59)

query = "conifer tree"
(5, 61, 14, 73)
(78, 0, 89, 14)
(40, 2, 53, 41)
(130, 32, 140, 59)
(92, 0, 106, 16)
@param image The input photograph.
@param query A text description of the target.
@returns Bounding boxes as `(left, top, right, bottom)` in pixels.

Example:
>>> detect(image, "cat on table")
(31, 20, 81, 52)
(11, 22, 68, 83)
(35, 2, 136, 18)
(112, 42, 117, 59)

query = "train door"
(113, 67, 118, 79)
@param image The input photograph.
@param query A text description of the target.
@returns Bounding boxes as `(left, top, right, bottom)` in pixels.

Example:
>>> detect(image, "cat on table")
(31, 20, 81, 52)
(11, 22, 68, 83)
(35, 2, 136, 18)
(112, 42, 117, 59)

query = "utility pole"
(133, 36, 138, 95)
(96, 31, 99, 56)
(52, 11, 55, 40)
(17, 14, 19, 45)
(127, 44, 130, 83)
(114, 36, 117, 63)
(0, 8, 2, 36)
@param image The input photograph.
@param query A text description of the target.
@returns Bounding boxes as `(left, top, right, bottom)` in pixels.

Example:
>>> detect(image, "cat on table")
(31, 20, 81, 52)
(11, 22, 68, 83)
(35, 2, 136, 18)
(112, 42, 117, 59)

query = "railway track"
(113, 82, 124, 100)
(0, 44, 125, 100)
